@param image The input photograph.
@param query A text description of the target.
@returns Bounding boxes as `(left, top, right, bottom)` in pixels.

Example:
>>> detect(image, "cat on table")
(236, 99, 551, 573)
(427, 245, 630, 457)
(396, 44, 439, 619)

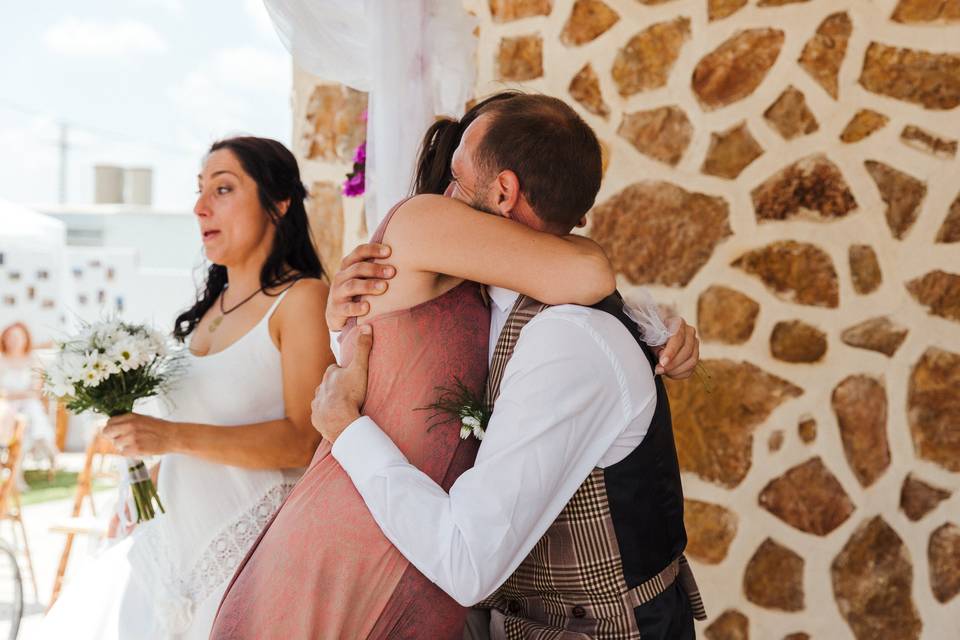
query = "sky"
(0, 0, 292, 210)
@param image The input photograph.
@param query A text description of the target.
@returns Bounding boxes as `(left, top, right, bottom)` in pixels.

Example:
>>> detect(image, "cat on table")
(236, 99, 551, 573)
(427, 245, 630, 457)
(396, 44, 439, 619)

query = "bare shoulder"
(390, 194, 471, 229)
(272, 278, 330, 333)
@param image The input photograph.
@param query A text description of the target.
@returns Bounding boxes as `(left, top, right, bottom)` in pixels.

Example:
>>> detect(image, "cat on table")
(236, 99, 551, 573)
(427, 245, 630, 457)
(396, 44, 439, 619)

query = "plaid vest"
(478, 293, 706, 639)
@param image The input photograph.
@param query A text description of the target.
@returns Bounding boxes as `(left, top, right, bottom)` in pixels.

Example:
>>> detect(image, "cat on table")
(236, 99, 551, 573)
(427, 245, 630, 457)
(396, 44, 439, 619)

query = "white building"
(39, 202, 203, 334)
(1, 166, 205, 343)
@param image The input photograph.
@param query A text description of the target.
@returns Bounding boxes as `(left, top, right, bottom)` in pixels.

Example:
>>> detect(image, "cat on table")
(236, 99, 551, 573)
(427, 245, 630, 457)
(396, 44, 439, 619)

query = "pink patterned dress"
(211, 203, 489, 639)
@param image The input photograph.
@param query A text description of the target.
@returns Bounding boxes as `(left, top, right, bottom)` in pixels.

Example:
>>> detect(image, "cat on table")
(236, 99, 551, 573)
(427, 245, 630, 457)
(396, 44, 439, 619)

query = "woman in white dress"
(0, 322, 58, 481)
(41, 136, 334, 639)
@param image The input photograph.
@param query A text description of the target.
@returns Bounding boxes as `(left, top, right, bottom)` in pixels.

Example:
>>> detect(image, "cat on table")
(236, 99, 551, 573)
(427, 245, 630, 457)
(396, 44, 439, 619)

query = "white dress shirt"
(331, 286, 657, 606)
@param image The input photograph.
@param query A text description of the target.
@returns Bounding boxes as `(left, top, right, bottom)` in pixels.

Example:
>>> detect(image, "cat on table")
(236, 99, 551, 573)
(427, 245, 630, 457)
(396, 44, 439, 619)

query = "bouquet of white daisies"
(43, 320, 181, 522)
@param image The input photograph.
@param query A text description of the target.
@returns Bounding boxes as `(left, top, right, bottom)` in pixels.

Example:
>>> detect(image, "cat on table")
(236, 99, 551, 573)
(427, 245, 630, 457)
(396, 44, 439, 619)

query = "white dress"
(0, 357, 58, 458)
(41, 291, 302, 639)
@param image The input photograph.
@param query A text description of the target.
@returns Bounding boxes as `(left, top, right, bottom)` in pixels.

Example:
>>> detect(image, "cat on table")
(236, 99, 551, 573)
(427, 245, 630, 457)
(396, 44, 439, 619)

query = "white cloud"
(43, 18, 167, 57)
(210, 47, 290, 93)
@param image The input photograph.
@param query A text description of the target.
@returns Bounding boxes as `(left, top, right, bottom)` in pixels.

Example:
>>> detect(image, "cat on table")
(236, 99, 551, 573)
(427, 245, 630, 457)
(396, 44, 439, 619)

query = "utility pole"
(58, 122, 68, 204)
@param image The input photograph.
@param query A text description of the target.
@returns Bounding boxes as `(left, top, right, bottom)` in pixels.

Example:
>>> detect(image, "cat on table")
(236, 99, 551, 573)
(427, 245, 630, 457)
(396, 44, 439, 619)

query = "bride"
(41, 136, 333, 639)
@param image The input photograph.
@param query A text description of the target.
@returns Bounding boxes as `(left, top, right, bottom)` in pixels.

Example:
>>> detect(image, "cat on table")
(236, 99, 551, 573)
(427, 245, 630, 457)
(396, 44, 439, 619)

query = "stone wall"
(292, 1, 959, 637)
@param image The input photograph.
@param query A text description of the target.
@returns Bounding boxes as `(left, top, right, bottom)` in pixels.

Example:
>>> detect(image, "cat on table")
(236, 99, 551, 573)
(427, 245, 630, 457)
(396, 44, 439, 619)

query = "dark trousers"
(633, 580, 696, 639)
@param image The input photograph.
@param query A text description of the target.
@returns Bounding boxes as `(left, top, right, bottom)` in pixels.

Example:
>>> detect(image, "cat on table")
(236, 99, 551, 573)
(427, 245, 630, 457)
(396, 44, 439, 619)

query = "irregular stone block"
(799, 12, 852, 99)
(937, 192, 960, 243)
(848, 245, 882, 294)
(618, 106, 692, 166)
(705, 609, 749, 640)
(759, 457, 854, 535)
(698, 285, 760, 344)
(489, 0, 552, 22)
(859, 42, 960, 110)
(840, 317, 908, 357)
(709, 0, 747, 21)
(764, 86, 819, 139)
(901, 125, 958, 158)
(929, 523, 960, 603)
(832, 517, 922, 640)
(770, 321, 827, 363)
(840, 109, 889, 143)
(832, 375, 891, 487)
(732, 241, 839, 308)
(497, 35, 544, 81)
(906, 270, 960, 322)
(701, 122, 764, 179)
(692, 29, 784, 110)
(684, 499, 738, 564)
(667, 360, 802, 488)
(864, 160, 927, 240)
(900, 473, 951, 521)
(783, 635, 810, 640)
(752, 155, 856, 223)
(744, 538, 805, 611)
(590, 182, 732, 287)
(568, 63, 609, 118)
(758, 0, 810, 4)
(560, 0, 619, 46)
(908, 347, 960, 472)
(307, 181, 345, 271)
(612, 17, 691, 96)
(302, 85, 368, 163)
(798, 416, 817, 443)
(892, 0, 960, 23)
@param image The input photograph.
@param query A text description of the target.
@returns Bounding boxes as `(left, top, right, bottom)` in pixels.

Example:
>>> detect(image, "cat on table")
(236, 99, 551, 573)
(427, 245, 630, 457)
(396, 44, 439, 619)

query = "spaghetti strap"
(369, 197, 414, 244)
(263, 288, 292, 322)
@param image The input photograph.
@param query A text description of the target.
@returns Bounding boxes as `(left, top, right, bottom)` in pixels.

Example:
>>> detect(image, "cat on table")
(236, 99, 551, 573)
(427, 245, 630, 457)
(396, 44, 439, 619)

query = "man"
(315, 94, 705, 639)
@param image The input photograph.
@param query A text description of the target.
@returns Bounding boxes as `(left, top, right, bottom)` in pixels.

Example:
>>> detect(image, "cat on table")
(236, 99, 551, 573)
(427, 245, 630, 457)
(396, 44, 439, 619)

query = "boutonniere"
(419, 377, 490, 441)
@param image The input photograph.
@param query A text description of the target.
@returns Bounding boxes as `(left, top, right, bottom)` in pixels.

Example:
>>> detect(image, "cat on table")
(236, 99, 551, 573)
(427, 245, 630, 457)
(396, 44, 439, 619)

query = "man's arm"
(327, 242, 700, 379)
(324, 314, 656, 605)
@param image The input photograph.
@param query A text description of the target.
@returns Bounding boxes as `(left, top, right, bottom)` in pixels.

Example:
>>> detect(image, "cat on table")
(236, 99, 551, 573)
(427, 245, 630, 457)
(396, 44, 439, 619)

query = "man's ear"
(575, 215, 587, 228)
(494, 170, 522, 216)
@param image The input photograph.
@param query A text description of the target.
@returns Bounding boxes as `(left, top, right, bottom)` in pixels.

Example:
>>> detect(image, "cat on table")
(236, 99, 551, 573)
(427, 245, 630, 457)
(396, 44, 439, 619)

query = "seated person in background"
(0, 322, 58, 487)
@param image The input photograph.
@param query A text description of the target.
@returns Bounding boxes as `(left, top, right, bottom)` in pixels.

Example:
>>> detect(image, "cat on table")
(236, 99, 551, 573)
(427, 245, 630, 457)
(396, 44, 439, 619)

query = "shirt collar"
(486, 286, 519, 313)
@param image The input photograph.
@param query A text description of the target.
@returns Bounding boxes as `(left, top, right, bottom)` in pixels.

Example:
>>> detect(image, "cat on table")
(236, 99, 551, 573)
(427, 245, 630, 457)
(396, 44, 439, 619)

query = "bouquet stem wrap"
(125, 458, 165, 523)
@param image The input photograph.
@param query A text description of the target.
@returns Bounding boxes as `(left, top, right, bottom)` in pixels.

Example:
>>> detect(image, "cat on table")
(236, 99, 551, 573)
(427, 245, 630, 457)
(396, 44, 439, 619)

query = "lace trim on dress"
(183, 483, 294, 606)
(138, 482, 295, 634)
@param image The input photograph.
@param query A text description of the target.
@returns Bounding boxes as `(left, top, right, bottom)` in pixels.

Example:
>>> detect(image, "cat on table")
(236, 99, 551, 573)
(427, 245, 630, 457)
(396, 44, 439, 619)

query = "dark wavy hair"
(173, 136, 324, 341)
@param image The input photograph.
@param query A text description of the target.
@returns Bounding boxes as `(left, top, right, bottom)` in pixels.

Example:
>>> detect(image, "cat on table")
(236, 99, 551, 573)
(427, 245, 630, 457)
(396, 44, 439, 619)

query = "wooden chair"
(48, 431, 118, 608)
(0, 417, 39, 602)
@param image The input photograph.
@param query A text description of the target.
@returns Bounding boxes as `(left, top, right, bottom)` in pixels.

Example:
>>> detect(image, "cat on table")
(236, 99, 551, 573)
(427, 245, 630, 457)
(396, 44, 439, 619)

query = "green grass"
(20, 469, 116, 507)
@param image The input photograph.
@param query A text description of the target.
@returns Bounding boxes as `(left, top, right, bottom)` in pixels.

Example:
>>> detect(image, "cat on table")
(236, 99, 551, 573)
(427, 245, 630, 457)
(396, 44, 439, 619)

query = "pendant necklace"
(208, 285, 265, 333)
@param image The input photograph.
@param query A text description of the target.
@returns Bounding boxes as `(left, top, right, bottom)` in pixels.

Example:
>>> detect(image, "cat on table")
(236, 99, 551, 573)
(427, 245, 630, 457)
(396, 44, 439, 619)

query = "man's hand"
(655, 318, 699, 380)
(326, 243, 397, 331)
(311, 325, 374, 443)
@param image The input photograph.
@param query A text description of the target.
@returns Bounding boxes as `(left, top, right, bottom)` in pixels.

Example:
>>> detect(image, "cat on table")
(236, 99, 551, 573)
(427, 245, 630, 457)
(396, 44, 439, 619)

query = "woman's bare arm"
(106, 280, 333, 469)
(385, 194, 615, 305)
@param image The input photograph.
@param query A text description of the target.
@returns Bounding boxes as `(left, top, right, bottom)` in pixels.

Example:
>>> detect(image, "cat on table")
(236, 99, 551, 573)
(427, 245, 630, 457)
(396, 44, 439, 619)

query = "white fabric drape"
(264, 0, 478, 230)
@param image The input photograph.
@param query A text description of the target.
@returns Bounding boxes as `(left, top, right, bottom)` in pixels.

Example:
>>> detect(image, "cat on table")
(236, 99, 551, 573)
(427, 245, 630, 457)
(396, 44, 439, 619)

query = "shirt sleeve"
(329, 329, 342, 365)
(331, 314, 656, 606)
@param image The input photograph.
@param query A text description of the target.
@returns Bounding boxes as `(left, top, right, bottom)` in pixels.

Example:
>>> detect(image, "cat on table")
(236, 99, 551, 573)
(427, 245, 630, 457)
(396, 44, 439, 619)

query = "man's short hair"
(475, 93, 602, 232)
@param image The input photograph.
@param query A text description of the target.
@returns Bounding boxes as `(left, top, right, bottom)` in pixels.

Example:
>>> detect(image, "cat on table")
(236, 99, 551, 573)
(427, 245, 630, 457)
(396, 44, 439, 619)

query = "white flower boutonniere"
(419, 377, 490, 442)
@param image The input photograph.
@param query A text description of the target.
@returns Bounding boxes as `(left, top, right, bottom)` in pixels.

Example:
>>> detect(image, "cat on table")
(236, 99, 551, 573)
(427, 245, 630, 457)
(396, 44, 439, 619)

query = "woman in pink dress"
(211, 93, 615, 638)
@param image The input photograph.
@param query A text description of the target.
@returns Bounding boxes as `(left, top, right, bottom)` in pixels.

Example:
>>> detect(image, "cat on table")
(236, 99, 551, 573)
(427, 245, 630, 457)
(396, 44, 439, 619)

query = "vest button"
(507, 600, 522, 614)
(572, 605, 586, 618)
